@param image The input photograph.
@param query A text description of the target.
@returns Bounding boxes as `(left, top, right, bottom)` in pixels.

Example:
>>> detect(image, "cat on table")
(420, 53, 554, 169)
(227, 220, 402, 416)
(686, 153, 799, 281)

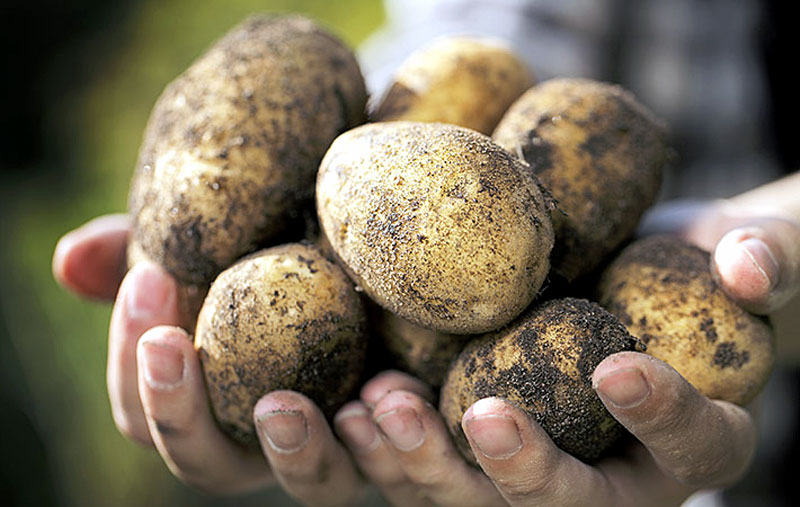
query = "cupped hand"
(53, 215, 368, 504)
(336, 356, 755, 507)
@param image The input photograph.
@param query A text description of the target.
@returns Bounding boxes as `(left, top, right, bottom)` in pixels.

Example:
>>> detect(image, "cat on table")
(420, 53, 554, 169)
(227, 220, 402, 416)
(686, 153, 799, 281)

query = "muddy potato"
(373, 308, 472, 387)
(440, 298, 642, 464)
(597, 235, 775, 405)
(194, 243, 368, 447)
(316, 122, 555, 335)
(493, 78, 669, 282)
(372, 36, 534, 135)
(128, 14, 367, 289)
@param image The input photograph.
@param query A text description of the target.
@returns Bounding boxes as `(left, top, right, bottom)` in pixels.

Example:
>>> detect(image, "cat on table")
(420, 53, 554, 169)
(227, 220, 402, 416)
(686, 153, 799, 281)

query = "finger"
(53, 214, 130, 301)
(711, 220, 800, 314)
(593, 352, 757, 489)
(372, 390, 505, 507)
(254, 391, 365, 506)
(334, 400, 435, 507)
(360, 370, 436, 408)
(137, 326, 272, 494)
(462, 397, 617, 507)
(107, 261, 180, 446)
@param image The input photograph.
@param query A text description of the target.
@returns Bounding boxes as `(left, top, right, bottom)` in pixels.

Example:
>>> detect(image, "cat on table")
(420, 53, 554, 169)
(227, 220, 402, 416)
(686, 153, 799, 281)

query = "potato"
(194, 242, 368, 446)
(373, 308, 472, 387)
(372, 36, 534, 135)
(597, 235, 775, 405)
(128, 14, 367, 289)
(493, 78, 669, 282)
(316, 121, 555, 335)
(440, 298, 642, 464)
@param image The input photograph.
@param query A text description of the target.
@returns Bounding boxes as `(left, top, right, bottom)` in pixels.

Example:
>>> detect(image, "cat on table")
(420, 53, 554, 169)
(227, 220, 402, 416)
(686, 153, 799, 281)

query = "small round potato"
(493, 78, 669, 282)
(373, 308, 472, 387)
(316, 122, 555, 335)
(597, 235, 775, 405)
(372, 36, 534, 135)
(194, 242, 368, 447)
(129, 14, 367, 287)
(440, 297, 642, 464)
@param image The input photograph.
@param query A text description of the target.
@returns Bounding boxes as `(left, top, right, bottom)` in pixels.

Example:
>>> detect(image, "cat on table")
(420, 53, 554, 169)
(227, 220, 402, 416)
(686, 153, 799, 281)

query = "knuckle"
(407, 464, 454, 488)
(495, 471, 556, 500)
(671, 455, 729, 488)
(641, 395, 694, 439)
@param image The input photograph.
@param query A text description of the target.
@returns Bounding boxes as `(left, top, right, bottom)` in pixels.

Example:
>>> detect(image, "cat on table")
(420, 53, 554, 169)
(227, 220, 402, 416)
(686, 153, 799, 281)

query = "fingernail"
(126, 263, 173, 321)
(140, 340, 184, 390)
(737, 237, 779, 291)
(256, 410, 309, 454)
(375, 407, 425, 452)
(464, 398, 522, 459)
(594, 367, 651, 409)
(334, 405, 380, 454)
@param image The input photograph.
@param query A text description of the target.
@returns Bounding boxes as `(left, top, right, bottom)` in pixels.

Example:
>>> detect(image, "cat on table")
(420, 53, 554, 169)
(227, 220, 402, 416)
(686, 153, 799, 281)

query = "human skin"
(52, 173, 800, 505)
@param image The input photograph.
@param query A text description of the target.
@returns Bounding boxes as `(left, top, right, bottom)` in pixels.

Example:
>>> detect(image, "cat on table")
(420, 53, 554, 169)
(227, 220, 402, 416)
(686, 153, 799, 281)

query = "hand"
(681, 204, 800, 315)
(331, 188, 800, 506)
(53, 215, 367, 504)
(333, 360, 753, 507)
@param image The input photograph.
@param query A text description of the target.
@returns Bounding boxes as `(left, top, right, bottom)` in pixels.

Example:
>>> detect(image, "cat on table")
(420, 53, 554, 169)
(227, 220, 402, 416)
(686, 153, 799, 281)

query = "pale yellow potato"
(372, 36, 534, 135)
(440, 298, 641, 464)
(316, 122, 555, 335)
(194, 243, 368, 447)
(493, 78, 669, 282)
(129, 15, 367, 287)
(597, 235, 775, 405)
(373, 308, 472, 387)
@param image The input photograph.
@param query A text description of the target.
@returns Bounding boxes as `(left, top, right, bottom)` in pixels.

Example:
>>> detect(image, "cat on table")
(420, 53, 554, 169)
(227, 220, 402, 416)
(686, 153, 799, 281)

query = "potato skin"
(372, 36, 534, 135)
(373, 308, 472, 387)
(129, 15, 367, 287)
(316, 122, 555, 335)
(194, 243, 368, 447)
(493, 78, 668, 282)
(440, 298, 641, 464)
(597, 235, 775, 405)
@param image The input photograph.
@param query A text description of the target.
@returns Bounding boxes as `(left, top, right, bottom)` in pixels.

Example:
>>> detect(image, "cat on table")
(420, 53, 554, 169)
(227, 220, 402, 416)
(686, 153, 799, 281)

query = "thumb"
(711, 219, 800, 314)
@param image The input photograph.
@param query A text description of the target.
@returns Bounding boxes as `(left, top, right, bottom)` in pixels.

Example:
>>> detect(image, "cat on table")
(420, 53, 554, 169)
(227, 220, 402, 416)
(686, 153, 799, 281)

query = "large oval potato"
(440, 298, 642, 464)
(129, 14, 367, 287)
(493, 78, 669, 282)
(195, 242, 368, 447)
(597, 235, 775, 405)
(316, 122, 555, 335)
(372, 36, 534, 135)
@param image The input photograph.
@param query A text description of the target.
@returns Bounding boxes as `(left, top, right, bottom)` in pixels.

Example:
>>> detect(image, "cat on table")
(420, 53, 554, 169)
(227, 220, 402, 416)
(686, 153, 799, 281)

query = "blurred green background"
(0, 1, 383, 505)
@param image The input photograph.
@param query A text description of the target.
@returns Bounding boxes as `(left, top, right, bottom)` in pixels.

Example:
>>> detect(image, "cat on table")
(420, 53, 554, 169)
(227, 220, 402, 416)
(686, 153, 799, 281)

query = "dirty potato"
(373, 308, 472, 387)
(440, 298, 642, 464)
(597, 235, 775, 405)
(316, 122, 555, 335)
(194, 242, 368, 447)
(129, 14, 367, 288)
(493, 78, 669, 282)
(372, 36, 534, 135)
